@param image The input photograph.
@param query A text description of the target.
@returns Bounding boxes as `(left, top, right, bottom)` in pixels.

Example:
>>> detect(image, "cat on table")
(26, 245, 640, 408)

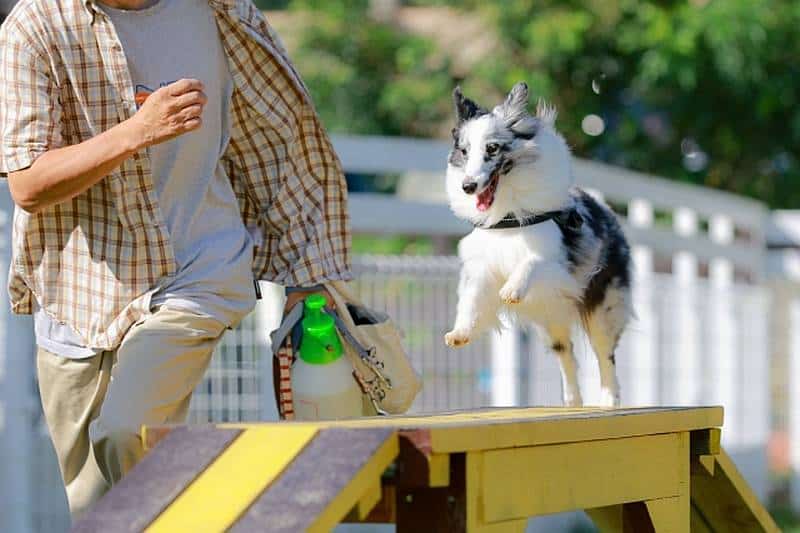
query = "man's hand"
(128, 79, 207, 150)
(284, 288, 336, 315)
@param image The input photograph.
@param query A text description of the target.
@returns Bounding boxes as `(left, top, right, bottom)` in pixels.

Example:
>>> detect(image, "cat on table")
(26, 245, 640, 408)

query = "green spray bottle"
(290, 294, 363, 420)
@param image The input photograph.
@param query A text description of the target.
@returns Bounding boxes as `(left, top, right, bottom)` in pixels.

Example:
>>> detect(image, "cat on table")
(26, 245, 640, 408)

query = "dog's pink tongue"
(477, 188, 494, 212)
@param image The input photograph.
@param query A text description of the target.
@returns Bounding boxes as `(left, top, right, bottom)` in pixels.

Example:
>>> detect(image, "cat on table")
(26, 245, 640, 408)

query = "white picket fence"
(0, 134, 787, 532)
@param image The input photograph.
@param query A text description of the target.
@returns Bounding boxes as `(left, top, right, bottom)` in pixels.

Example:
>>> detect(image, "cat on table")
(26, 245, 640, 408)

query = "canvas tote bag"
(270, 280, 421, 419)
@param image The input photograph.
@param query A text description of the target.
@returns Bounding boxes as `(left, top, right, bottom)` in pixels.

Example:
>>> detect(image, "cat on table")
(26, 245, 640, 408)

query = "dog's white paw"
(563, 391, 583, 407)
(499, 283, 524, 305)
(444, 329, 471, 348)
(599, 388, 620, 408)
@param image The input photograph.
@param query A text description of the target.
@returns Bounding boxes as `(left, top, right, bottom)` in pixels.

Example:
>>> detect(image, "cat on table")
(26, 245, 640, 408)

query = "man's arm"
(8, 79, 208, 213)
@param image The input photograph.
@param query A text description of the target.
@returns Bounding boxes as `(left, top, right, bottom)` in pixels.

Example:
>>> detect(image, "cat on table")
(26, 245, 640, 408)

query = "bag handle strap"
(270, 302, 303, 357)
(329, 308, 375, 361)
(270, 302, 373, 361)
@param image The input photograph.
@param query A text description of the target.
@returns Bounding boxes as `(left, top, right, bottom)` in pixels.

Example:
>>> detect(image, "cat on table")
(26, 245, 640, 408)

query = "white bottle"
(291, 294, 363, 420)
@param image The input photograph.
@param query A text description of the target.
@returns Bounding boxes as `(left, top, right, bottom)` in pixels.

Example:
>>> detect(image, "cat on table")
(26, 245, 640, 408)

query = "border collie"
(443, 82, 632, 407)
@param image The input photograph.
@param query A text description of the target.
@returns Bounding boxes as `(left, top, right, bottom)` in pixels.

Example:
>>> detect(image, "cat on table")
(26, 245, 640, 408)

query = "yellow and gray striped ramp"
(71, 426, 398, 533)
(69, 407, 780, 532)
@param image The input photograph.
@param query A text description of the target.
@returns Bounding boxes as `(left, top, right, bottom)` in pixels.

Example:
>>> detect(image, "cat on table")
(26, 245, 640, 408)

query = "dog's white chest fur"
(460, 224, 562, 274)
(457, 223, 582, 327)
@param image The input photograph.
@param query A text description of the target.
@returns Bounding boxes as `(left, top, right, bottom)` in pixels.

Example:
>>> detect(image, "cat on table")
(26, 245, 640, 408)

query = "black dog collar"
(479, 209, 583, 231)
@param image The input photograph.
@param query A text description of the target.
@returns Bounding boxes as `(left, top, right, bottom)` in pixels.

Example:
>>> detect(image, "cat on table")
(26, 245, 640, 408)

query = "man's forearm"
(8, 119, 143, 213)
(7, 78, 206, 214)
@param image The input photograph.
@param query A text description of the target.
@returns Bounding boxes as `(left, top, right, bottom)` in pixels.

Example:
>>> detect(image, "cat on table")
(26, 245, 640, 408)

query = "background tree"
(267, 0, 453, 138)
(264, 0, 800, 207)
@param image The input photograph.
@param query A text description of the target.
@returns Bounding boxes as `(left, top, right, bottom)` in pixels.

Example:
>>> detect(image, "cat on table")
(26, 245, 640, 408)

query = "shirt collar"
(83, 0, 237, 19)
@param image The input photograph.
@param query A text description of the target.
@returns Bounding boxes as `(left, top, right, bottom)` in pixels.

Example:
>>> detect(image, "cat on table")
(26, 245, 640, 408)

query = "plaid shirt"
(0, 0, 351, 349)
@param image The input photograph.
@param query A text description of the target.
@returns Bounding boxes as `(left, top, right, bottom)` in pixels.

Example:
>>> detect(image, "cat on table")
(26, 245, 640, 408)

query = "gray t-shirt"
(34, 0, 257, 358)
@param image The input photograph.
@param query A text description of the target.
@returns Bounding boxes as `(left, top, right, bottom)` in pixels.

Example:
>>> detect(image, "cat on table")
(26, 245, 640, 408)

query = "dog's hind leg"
(544, 325, 582, 407)
(585, 294, 629, 407)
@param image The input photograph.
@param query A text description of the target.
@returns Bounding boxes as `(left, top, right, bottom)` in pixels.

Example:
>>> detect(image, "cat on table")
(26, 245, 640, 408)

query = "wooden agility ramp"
(72, 407, 778, 532)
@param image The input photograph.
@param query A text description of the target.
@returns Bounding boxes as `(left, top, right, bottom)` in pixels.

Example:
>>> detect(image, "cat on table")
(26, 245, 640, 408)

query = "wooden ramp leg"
(586, 497, 688, 533)
(396, 453, 526, 533)
(396, 453, 467, 532)
(646, 496, 689, 533)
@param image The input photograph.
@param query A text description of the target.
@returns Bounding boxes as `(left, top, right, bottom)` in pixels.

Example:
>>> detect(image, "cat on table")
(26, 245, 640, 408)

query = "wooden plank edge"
(429, 407, 724, 453)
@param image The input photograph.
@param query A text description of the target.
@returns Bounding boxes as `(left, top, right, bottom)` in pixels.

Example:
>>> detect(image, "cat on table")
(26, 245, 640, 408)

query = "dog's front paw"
(499, 283, 524, 305)
(444, 329, 471, 348)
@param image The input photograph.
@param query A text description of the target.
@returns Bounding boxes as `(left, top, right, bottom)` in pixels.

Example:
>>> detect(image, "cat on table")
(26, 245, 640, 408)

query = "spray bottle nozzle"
(298, 294, 343, 364)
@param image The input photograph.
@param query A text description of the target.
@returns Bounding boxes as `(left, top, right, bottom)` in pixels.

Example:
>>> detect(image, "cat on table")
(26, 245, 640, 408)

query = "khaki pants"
(36, 306, 226, 520)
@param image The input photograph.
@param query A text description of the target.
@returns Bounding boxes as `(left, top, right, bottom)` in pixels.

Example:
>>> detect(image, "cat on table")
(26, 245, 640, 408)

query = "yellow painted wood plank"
(428, 407, 722, 454)
(218, 406, 724, 453)
(355, 477, 383, 521)
(481, 433, 685, 521)
(145, 426, 317, 533)
(692, 454, 715, 476)
(306, 432, 399, 533)
(429, 453, 450, 487)
(466, 451, 528, 533)
(646, 496, 689, 533)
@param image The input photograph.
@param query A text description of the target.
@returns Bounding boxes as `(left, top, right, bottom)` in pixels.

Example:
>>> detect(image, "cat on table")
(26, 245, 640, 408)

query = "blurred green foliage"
(263, 0, 800, 208)
(276, 0, 454, 137)
(352, 235, 435, 255)
(254, 0, 290, 8)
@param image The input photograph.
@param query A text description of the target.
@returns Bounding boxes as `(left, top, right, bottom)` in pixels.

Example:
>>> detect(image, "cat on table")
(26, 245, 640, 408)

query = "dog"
(443, 82, 632, 407)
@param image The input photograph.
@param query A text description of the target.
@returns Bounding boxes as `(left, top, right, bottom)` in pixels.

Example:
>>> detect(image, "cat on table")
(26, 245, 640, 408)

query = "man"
(0, 0, 351, 519)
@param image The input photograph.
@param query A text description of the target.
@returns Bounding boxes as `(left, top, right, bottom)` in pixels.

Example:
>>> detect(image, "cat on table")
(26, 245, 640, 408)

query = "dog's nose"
(462, 180, 478, 194)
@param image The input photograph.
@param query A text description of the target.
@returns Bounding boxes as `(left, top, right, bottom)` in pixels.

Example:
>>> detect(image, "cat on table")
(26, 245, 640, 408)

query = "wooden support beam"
(480, 433, 687, 522)
(690, 428, 721, 456)
(690, 450, 780, 532)
(395, 430, 450, 488)
(466, 452, 528, 533)
(397, 453, 468, 532)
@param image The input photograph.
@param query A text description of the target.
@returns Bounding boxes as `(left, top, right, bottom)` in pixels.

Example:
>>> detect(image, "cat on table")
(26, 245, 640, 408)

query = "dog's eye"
(486, 143, 500, 155)
(460, 147, 467, 156)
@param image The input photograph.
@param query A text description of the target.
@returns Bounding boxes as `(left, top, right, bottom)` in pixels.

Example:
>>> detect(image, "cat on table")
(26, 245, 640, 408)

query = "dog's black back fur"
(566, 189, 632, 316)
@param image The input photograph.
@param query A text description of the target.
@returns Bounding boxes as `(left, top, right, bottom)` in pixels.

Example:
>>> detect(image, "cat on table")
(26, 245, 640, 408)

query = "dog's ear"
(496, 82, 539, 139)
(503, 82, 529, 115)
(453, 86, 485, 123)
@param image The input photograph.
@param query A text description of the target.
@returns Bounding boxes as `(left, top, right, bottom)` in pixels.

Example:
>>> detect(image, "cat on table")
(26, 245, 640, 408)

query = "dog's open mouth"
(476, 171, 500, 212)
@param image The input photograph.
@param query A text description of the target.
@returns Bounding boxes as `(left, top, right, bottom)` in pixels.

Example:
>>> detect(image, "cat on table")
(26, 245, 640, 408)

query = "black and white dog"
(443, 82, 632, 407)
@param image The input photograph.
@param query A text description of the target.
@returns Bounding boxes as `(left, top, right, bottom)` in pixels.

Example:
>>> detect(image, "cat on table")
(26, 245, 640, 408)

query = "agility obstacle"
(72, 406, 778, 532)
